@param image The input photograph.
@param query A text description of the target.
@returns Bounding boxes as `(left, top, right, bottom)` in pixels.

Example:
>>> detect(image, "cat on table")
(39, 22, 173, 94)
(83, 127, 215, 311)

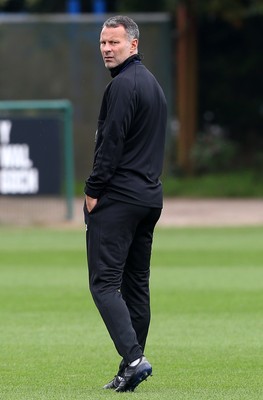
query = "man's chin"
(104, 61, 117, 69)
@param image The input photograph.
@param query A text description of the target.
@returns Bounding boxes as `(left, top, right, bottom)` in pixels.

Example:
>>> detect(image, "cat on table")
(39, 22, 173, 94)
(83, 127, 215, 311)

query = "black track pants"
(84, 195, 161, 364)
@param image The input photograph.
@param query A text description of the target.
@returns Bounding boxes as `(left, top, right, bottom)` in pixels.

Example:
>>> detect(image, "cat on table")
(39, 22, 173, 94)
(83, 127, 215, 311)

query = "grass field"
(0, 226, 263, 399)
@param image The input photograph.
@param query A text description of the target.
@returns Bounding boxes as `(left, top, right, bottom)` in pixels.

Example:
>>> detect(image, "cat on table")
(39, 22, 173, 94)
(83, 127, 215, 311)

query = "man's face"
(100, 25, 138, 69)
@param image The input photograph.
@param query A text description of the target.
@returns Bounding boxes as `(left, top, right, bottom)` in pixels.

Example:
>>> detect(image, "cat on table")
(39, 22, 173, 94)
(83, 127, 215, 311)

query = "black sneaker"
(103, 359, 126, 389)
(103, 375, 125, 389)
(115, 356, 152, 392)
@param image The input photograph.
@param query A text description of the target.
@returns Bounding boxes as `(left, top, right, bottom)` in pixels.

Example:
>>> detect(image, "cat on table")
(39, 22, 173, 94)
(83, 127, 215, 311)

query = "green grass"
(162, 170, 263, 197)
(0, 226, 263, 399)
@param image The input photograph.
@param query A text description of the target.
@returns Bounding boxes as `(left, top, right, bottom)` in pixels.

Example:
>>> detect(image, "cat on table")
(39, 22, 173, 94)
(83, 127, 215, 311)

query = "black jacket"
(84, 54, 167, 208)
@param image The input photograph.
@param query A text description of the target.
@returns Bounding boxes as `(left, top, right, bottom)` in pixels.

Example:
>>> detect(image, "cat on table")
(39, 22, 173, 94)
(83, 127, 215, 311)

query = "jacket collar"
(109, 54, 141, 78)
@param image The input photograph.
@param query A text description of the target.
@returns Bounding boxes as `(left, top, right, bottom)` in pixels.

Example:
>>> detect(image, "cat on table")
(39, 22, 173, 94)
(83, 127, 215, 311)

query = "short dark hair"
(102, 15, 140, 41)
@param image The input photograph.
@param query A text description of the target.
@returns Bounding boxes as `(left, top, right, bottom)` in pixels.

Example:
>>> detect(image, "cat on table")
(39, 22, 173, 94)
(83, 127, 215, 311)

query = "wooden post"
(176, 1, 198, 174)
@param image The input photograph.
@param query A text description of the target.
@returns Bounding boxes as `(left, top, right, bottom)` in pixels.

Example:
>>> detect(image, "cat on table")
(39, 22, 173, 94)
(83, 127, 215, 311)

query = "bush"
(191, 130, 238, 174)
(162, 170, 263, 198)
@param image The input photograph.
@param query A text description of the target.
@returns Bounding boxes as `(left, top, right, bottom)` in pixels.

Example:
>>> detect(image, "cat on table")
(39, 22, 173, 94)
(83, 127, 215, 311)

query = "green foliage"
(190, 132, 238, 173)
(198, 0, 263, 21)
(164, 0, 263, 20)
(115, 0, 166, 12)
(0, 0, 66, 12)
(198, 15, 263, 148)
(0, 226, 263, 399)
(162, 170, 263, 197)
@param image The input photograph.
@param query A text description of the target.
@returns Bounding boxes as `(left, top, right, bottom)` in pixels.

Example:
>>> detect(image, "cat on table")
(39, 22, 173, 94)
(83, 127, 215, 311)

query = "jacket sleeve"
(84, 77, 135, 198)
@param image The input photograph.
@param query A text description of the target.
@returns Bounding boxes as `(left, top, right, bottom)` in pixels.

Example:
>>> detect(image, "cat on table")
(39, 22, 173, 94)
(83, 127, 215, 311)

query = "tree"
(174, 1, 197, 174)
(165, 0, 263, 174)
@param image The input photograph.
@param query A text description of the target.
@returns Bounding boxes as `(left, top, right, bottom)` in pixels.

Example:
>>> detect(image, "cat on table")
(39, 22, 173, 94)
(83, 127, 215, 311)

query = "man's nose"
(103, 43, 112, 52)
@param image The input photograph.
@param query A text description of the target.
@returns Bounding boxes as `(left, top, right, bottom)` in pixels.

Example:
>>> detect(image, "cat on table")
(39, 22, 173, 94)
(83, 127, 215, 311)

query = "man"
(84, 15, 167, 392)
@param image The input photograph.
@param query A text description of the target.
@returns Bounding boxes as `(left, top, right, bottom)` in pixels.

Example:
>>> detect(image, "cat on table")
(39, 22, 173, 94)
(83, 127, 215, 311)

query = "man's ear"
(130, 39, 138, 53)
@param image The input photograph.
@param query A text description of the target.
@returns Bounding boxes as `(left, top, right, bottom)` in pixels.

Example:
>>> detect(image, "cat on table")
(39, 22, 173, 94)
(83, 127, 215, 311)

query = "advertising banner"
(0, 118, 61, 195)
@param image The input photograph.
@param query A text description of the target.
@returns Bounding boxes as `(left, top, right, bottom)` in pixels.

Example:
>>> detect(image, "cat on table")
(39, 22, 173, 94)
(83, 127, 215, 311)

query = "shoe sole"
(116, 363, 152, 392)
